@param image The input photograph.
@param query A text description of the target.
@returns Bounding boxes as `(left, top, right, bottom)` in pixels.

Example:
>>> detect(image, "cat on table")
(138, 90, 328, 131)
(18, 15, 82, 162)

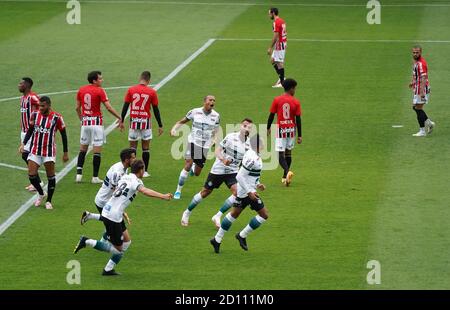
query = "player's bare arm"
(170, 117, 189, 136)
(419, 74, 427, 98)
(138, 186, 173, 200)
(268, 32, 278, 56)
(75, 99, 82, 121)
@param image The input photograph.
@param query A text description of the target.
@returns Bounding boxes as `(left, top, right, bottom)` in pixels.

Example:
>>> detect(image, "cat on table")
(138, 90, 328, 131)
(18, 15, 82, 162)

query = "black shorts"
(102, 217, 127, 246)
(204, 173, 237, 190)
(234, 196, 265, 212)
(185, 142, 208, 168)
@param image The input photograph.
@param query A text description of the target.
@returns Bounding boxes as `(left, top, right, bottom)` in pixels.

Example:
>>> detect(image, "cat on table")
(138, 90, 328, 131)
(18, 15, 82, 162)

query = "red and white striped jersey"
(124, 84, 159, 130)
(29, 111, 66, 157)
(273, 17, 287, 50)
(20, 92, 40, 133)
(412, 57, 430, 95)
(270, 94, 301, 138)
(77, 85, 108, 126)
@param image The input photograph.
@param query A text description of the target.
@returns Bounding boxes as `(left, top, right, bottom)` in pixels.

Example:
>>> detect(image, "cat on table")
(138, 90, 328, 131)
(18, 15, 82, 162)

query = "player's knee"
(201, 188, 212, 198)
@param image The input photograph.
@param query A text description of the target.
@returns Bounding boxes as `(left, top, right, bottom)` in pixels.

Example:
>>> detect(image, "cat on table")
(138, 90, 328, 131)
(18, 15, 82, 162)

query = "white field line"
(1, 0, 450, 7)
(0, 38, 216, 236)
(216, 38, 450, 43)
(0, 162, 44, 173)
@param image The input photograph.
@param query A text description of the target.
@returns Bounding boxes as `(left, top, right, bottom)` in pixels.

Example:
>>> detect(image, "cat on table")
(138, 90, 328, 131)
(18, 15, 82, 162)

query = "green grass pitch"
(1, 0, 450, 289)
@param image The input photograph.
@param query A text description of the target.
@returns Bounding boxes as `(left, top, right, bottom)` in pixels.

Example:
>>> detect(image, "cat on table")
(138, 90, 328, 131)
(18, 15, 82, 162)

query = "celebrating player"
(75, 71, 123, 184)
(17, 77, 41, 191)
(73, 160, 172, 276)
(267, 7, 287, 88)
(181, 119, 253, 227)
(210, 134, 267, 253)
(21, 96, 69, 210)
(121, 71, 163, 177)
(170, 95, 220, 200)
(267, 78, 302, 186)
(409, 45, 435, 137)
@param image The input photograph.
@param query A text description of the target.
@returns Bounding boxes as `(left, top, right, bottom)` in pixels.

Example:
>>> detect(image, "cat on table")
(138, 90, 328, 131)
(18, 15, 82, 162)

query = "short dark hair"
(120, 148, 136, 162)
(87, 71, 102, 84)
(22, 77, 33, 88)
(40, 96, 51, 105)
(413, 44, 422, 51)
(250, 133, 263, 151)
(140, 71, 151, 82)
(131, 159, 145, 174)
(282, 78, 297, 92)
(242, 118, 253, 124)
(270, 7, 279, 15)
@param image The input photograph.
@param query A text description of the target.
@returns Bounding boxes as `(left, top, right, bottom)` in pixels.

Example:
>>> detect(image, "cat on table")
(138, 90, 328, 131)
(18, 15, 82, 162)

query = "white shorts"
(28, 153, 55, 166)
(20, 132, 31, 152)
(80, 125, 105, 147)
(275, 137, 295, 152)
(272, 48, 286, 63)
(128, 128, 152, 141)
(413, 94, 429, 105)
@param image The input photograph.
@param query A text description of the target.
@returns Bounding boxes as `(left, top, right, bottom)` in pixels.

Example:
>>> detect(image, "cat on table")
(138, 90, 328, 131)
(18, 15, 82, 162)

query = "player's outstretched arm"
(170, 117, 189, 136)
(138, 186, 173, 200)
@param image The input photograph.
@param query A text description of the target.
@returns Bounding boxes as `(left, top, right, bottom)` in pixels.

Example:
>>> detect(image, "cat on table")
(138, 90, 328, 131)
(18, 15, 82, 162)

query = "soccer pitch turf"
(1, 0, 450, 290)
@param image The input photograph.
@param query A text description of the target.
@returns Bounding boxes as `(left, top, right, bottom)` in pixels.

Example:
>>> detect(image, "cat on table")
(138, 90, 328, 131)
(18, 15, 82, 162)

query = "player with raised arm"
(268, 7, 287, 88)
(121, 71, 163, 177)
(170, 95, 220, 200)
(75, 71, 123, 184)
(267, 78, 302, 186)
(73, 159, 172, 276)
(210, 134, 267, 253)
(181, 119, 253, 227)
(17, 77, 42, 192)
(409, 45, 435, 137)
(21, 96, 69, 210)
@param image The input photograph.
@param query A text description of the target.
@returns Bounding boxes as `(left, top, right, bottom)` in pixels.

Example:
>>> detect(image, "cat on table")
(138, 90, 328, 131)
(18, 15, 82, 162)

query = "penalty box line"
(0, 38, 216, 236)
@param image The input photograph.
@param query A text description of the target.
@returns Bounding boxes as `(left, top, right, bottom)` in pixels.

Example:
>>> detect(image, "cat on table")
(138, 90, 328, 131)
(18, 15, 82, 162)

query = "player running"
(409, 45, 435, 137)
(267, 78, 302, 186)
(21, 96, 69, 210)
(73, 159, 172, 276)
(75, 71, 123, 184)
(121, 71, 163, 177)
(17, 77, 41, 192)
(80, 148, 136, 236)
(268, 7, 287, 88)
(210, 134, 267, 253)
(170, 95, 220, 200)
(180, 118, 253, 227)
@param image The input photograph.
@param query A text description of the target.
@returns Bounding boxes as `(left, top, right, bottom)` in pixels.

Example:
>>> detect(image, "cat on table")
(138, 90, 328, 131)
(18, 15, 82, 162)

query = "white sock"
(420, 127, 425, 133)
(176, 169, 189, 192)
(214, 211, 223, 218)
(122, 241, 131, 252)
(240, 215, 266, 238)
(87, 213, 101, 221)
(215, 228, 226, 243)
(104, 259, 116, 272)
(86, 239, 97, 247)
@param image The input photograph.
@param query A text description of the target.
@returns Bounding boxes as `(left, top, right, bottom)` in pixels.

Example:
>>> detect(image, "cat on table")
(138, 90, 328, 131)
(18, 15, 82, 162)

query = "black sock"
(22, 151, 29, 165)
(77, 151, 87, 175)
(417, 110, 427, 127)
(47, 175, 56, 202)
(142, 149, 150, 172)
(29, 175, 44, 195)
(279, 68, 285, 83)
(286, 155, 292, 169)
(278, 152, 289, 178)
(93, 153, 101, 177)
(273, 63, 280, 77)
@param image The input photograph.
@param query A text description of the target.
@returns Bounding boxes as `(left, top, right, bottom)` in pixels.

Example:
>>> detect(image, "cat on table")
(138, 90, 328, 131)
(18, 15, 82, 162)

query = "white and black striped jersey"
(210, 132, 249, 175)
(236, 149, 263, 198)
(186, 107, 220, 148)
(94, 162, 127, 208)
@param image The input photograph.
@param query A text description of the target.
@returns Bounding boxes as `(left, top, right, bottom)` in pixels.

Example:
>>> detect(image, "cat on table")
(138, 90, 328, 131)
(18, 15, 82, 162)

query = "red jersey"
(412, 57, 430, 95)
(124, 84, 159, 130)
(29, 111, 66, 157)
(273, 17, 287, 50)
(20, 92, 40, 133)
(270, 94, 301, 138)
(77, 84, 108, 126)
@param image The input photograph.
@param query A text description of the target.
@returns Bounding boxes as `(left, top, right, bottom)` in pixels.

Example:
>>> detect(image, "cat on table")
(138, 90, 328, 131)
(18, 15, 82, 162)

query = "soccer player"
(73, 159, 172, 276)
(121, 71, 163, 177)
(170, 95, 220, 200)
(20, 96, 69, 210)
(409, 45, 435, 137)
(268, 7, 287, 88)
(17, 77, 41, 192)
(75, 71, 123, 184)
(80, 148, 136, 230)
(267, 78, 302, 186)
(181, 118, 253, 227)
(210, 134, 267, 253)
